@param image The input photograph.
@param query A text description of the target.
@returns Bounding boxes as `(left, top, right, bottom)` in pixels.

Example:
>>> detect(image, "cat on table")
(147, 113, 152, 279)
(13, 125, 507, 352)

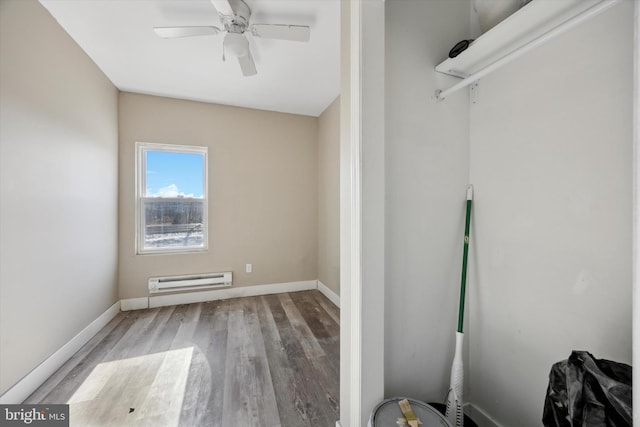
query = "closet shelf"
(434, 0, 619, 101)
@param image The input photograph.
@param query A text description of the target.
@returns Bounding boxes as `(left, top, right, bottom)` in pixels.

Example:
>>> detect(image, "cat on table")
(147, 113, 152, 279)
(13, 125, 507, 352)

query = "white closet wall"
(384, 0, 471, 400)
(383, 1, 633, 425)
(467, 2, 633, 425)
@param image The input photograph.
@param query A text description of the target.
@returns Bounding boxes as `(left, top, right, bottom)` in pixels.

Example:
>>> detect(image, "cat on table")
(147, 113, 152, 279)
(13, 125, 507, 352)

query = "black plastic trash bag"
(543, 350, 632, 427)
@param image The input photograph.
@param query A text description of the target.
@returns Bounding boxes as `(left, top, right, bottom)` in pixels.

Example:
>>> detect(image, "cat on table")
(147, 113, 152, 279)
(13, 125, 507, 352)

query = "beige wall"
(318, 97, 340, 295)
(118, 93, 319, 298)
(0, 0, 119, 395)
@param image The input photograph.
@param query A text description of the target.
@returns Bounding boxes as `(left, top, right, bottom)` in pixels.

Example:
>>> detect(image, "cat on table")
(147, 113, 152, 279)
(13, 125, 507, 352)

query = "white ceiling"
(39, 0, 340, 117)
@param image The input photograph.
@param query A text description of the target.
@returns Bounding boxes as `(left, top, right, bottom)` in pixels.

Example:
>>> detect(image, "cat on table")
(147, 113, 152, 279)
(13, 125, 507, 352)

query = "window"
(136, 142, 207, 254)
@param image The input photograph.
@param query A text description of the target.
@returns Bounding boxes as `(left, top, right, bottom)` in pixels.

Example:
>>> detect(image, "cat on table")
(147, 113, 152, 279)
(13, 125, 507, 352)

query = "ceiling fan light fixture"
(223, 32, 249, 57)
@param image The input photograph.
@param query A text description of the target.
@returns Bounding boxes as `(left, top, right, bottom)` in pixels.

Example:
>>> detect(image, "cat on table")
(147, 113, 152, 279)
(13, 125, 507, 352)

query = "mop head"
(445, 388, 463, 427)
(444, 331, 465, 427)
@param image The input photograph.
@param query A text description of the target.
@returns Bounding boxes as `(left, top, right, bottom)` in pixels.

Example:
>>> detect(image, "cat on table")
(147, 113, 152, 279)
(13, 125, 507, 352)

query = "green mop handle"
(457, 185, 473, 334)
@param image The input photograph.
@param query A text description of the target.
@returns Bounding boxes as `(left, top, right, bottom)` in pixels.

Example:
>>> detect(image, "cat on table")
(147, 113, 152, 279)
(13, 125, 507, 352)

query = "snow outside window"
(136, 142, 208, 254)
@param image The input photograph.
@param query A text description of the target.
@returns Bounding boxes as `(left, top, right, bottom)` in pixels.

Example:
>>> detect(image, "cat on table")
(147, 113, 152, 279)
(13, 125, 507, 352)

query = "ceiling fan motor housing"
(220, 0, 250, 33)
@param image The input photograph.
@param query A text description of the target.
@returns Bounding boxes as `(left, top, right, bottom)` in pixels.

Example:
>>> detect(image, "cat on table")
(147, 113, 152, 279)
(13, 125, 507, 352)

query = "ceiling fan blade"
(250, 24, 310, 42)
(153, 26, 220, 38)
(223, 32, 256, 76)
(210, 0, 234, 17)
(237, 52, 257, 76)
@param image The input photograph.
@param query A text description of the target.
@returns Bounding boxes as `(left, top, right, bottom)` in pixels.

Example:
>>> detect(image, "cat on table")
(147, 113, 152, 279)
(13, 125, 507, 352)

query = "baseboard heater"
(148, 272, 232, 293)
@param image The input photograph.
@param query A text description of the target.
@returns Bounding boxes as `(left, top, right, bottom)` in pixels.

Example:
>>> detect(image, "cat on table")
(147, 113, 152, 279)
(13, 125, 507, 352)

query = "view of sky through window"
(145, 151, 204, 198)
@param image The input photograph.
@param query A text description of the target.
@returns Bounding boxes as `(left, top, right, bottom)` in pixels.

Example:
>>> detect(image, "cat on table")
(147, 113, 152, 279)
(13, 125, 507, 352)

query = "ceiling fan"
(153, 0, 310, 77)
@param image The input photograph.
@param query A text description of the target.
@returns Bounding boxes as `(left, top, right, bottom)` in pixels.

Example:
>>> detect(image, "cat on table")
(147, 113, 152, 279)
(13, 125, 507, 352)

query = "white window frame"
(136, 142, 208, 255)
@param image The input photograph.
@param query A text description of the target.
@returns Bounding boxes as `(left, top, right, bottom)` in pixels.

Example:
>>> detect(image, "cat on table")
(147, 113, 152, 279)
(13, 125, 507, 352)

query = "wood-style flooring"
(25, 290, 340, 427)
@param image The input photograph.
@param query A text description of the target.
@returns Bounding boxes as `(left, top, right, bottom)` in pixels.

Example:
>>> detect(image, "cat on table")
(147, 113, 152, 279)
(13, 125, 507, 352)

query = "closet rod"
(435, 0, 621, 101)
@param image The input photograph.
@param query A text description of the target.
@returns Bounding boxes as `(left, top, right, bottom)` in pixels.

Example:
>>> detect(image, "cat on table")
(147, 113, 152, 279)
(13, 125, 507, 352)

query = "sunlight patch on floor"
(68, 347, 194, 426)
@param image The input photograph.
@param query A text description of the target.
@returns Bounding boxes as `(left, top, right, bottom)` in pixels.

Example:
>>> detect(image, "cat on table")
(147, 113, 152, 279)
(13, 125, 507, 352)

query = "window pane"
(143, 199, 204, 249)
(137, 143, 207, 254)
(145, 151, 204, 198)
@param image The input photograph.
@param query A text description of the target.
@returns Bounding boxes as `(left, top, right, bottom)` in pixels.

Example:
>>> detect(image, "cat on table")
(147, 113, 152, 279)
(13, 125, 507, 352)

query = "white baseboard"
(0, 301, 121, 404)
(317, 280, 341, 307)
(464, 403, 502, 427)
(148, 280, 318, 308)
(121, 297, 149, 311)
